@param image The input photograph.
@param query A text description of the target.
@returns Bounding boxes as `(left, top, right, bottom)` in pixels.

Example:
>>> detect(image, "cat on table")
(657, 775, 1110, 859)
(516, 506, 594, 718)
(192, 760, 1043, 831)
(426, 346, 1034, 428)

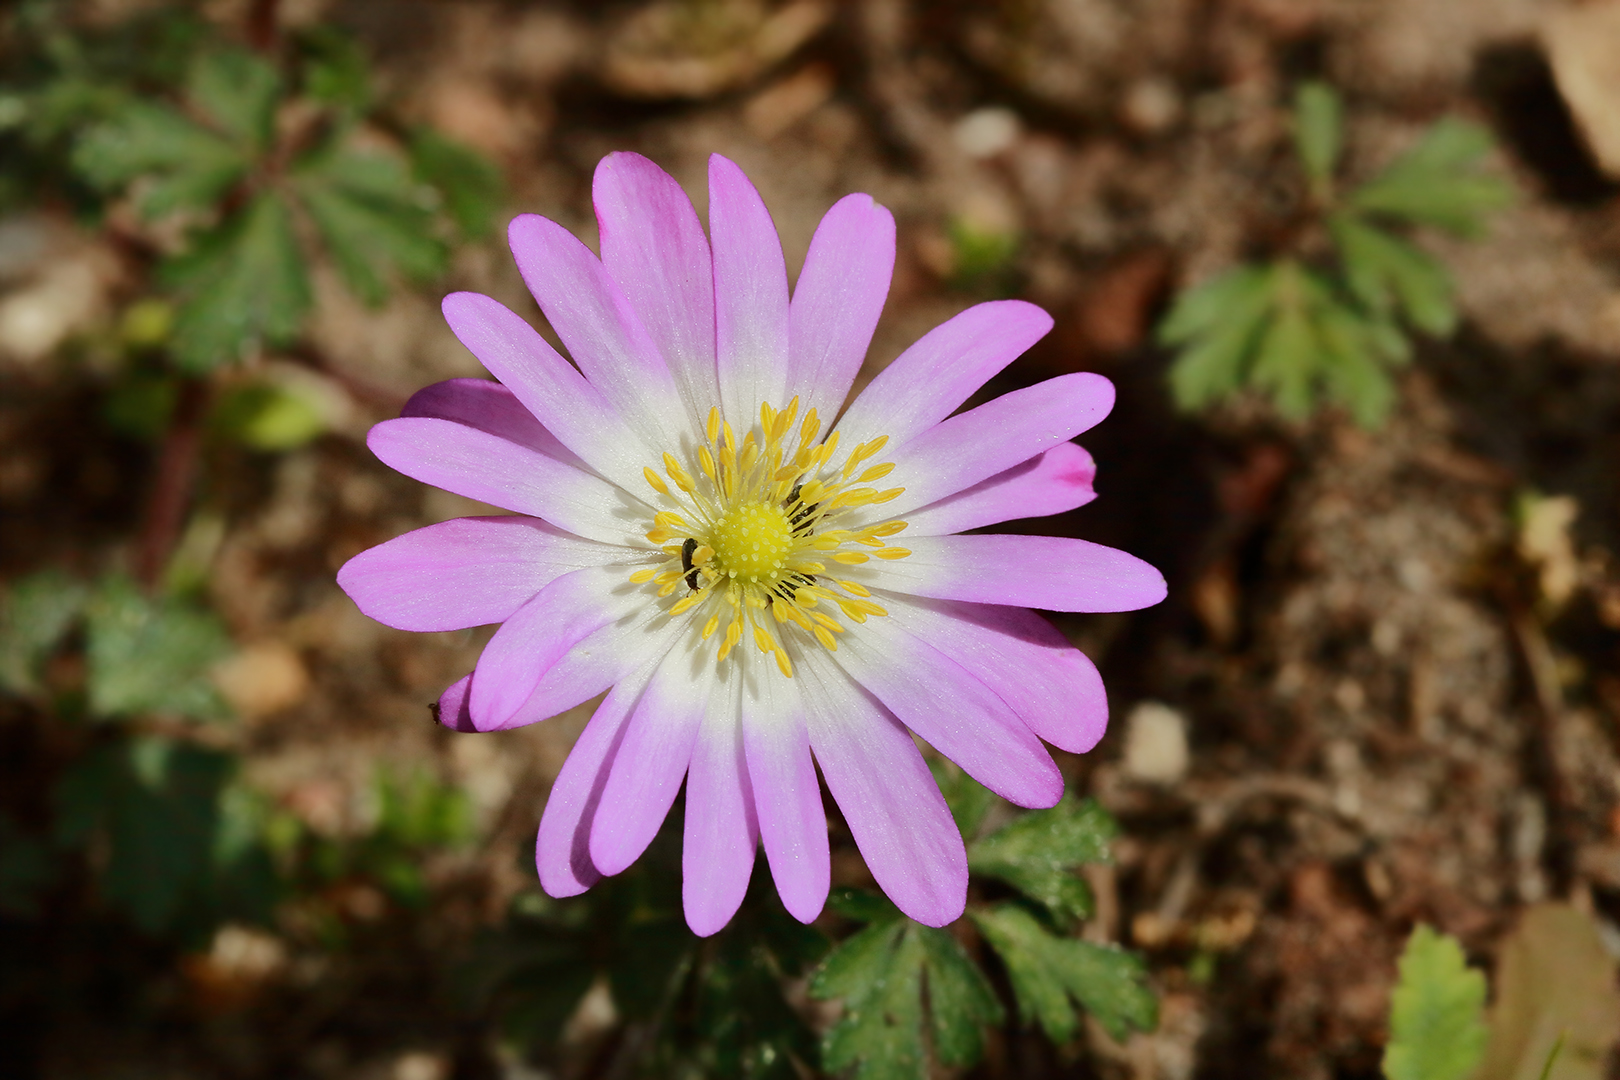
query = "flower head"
(337, 152, 1166, 934)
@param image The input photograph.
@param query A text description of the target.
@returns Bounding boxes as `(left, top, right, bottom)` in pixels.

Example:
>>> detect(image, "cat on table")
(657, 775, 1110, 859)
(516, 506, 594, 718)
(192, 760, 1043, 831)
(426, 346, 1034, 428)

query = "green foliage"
(1161, 82, 1512, 427)
(410, 127, 505, 240)
(340, 769, 473, 907)
(0, 569, 90, 694)
(211, 381, 327, 450)
(1383, 925, 1488, 1080)
(967, 794, 1115, 927)
(0, 813, 55, 916)
(85, 574, 230, 721)
(972, 903, 1157, 1043)
(811, 891, 1003, 1080)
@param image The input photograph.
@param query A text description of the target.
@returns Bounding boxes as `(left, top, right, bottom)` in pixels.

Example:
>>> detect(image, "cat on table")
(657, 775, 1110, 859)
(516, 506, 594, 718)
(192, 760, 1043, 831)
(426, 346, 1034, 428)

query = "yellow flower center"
(711, 502, 794, 583)
(627, 397, 911, 678)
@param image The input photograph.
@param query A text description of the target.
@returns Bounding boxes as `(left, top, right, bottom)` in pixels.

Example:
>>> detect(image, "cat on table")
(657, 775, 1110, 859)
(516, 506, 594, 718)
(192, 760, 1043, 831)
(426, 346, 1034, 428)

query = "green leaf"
(1294, 81, 1343, 192)
(972, 903, 1157, 1044)
(299, 26, 372, 113)
(1248, 265, 1318, 420)
(1313, 295, 1399, 429)
(211, 381, 326, 451)
(813, 920, 1001, 1079)
(1383, 925, 1488, 1080)
(0, 569, 89, 693)
(52, 736, 232, 933)
(1351, 119, 1513, 237)
(162, 192, 311, 370)
(410, 127, 504, 240)
(293, 147, 446, 305)
(1330, 212, 1456, 336)
(828, 886, 903, 925)
(72, 101, 246, 216)
(85, 575, 230, 720)
(967, 796, 1115, 925)
(1161, 264, 1277, 410)
(187, 49, 280, 151)
(928, 759, 995, 841)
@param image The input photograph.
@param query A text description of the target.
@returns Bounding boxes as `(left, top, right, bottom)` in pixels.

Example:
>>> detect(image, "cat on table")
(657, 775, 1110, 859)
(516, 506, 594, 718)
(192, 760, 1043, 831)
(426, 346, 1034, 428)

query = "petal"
(832, 617, 1063, 809)
(882, 595, 1109, 753)
(435, 674, 477, 733)
(508, 214, 692, 450)
(469, 564, 648, 730)
(867, 534, 1167, 613)
(786, 193, 895, 423)
(493, 608, 685, 731)
(833, 300, 1053, 452)
(594, 152, 721, 422)
(710, 154, 790, 426)
(402, 377, 580, 463)
(683, 668, 759, 937)
(903, 442, 1096, 537)
(797, 649, 967, 927)
(366, 417, 634, 545)
(588, 643, 709, 876)
(536, 662, 658, 898)
(742, 659, 829, 924)
(882, 373, 1115, 518)
(337, 516, 625, 632)
(441, 292, 656, 491)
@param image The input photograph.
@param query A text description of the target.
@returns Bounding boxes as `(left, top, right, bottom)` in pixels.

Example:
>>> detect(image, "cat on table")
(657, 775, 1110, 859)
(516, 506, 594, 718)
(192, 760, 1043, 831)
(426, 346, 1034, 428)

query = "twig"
(133, 378, 208, 591)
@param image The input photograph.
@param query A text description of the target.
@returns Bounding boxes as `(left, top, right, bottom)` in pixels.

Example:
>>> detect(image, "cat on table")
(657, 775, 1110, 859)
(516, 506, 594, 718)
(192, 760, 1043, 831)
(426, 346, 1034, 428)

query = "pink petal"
(710, 154, 790, 426)
(402, 377, 580, 464)
(903, 442, 1097, 537)
(469, 564, 646, 730)
(833, 300, 1053, 453)
(870, 534, 1167, 613)
(834, 620, 1063, 809)
(883, 595, 1109, 753)
(366, 417, 629, 545)
(742, 663, 829, 924)
(435, 674, 476, 733)
(588, 647, 709, 876)
(337, 516, 622, 633)
(441, 292, 655, 492)
(536, 666, 655, 898)
(489, 609, 684, 731)
(594, 152, 721, 422)
(508, 215, 692, 450)
(683, 677, 759, 937)
(798, 651, 967, 927)
(882, 373, 1115, 518)
(786, 193, 895, 423)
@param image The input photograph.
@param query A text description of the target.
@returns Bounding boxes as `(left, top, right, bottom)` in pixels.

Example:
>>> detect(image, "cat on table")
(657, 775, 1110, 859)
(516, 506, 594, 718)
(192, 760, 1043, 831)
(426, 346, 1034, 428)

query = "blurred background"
(3, 1, 1620, 1078)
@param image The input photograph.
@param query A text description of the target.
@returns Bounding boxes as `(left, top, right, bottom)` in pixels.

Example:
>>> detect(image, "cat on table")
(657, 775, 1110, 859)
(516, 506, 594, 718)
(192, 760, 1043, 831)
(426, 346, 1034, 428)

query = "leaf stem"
(133, 377, 209, 592)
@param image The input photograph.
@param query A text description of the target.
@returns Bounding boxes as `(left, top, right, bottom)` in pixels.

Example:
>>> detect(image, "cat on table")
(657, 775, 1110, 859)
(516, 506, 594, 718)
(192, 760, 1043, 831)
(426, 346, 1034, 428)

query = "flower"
(337, 152, 1166, 935)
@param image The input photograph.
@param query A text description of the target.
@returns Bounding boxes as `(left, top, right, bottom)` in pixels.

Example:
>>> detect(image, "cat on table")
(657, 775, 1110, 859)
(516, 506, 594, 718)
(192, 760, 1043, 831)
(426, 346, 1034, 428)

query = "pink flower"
(337, 153, 1165, 935)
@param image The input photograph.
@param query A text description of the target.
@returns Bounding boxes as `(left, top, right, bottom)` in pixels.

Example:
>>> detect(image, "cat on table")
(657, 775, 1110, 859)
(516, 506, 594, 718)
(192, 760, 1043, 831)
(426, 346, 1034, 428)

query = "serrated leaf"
(410, 127, 504, 240)
(1249, 266, 1318, 420)
(1314, 295, 1399, 429)
(52, 736, 232, 933)
(162, 192, 310, 370)
(72, 101, 245, 216)
(1474, 904, 1620, 1080)
(967, 796, 1115, 925)
(1294, 81, 1343, 191)
(917, 923, 1004, 1067)
(1351, 119, 1513, 237)
(293, 147, 446, 305)
(1331, 213, 1456, 336)
(85, 575, 230, 720)
(972, 904, 1157, 1044)
(1383, 925, 1488, 1080)
(827, 886, 902, 925)
(187, 49, 280, 151)
(1163, 264, 1279, 410)
(0, 569, 89, 693)
(1157, 263, 1275, 345)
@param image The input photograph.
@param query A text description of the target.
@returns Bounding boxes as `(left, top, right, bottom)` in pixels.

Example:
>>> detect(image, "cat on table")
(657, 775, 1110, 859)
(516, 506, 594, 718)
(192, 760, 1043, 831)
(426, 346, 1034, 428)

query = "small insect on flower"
(337, 152, 1166, 935)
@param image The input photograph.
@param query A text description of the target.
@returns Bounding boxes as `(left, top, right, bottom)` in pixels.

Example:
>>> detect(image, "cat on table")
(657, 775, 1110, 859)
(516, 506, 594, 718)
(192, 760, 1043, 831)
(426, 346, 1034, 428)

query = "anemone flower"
(337, 152, 1165, 935)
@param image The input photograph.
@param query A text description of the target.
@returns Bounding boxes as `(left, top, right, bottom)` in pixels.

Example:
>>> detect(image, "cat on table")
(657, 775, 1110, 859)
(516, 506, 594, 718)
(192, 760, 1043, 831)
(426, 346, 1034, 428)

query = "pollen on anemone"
(336, 151, 1166, 936)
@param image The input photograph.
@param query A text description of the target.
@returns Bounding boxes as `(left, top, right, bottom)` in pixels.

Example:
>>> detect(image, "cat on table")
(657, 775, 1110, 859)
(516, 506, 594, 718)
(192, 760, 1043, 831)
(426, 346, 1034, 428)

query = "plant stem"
(134, 378, 208, 591)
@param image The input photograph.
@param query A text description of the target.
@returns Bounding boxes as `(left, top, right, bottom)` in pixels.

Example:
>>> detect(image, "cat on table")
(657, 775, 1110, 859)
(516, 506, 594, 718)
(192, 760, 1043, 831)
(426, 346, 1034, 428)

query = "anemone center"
(711, 501, 793, 584)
